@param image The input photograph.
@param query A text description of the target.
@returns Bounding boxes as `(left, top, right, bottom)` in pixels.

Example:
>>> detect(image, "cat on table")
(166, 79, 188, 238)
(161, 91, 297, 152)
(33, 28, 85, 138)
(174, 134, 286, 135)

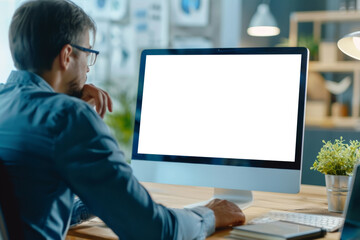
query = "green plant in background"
(105, 90, 135, 163)
(311, 137, 360, 175)
(298, 35, 319, 60)
(277, 35, 319, 60)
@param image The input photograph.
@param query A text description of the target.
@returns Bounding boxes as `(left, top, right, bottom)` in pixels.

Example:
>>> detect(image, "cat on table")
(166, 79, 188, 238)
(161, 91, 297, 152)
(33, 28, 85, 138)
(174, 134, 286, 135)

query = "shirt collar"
(7, 70, 55, 92)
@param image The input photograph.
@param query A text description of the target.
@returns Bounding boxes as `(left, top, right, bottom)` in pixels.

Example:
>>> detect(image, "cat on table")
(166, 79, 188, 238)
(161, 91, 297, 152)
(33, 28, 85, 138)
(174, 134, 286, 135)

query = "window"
(0, 0, 16, 83)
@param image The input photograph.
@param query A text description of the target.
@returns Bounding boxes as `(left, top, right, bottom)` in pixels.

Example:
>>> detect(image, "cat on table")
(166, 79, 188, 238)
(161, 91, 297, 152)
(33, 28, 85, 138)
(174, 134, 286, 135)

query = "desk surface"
(67, 183, 342, 240)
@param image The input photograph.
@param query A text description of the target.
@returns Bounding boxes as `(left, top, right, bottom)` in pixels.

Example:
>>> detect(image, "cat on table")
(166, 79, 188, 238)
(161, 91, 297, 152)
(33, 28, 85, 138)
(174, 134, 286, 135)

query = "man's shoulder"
(44, 93, 96, 119)
(36, 93, 102, 135)
(49, 93, 88, 110)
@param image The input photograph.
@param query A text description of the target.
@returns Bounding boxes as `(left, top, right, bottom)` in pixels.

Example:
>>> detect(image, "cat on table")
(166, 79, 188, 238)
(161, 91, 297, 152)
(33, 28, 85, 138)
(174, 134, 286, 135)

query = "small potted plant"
(311, 137, 360, 212)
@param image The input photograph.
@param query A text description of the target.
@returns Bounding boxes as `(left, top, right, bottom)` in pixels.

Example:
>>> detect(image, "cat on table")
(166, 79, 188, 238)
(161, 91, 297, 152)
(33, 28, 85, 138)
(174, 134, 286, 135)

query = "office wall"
(240, 0, 328, 47)
(302, 127, 360, 186)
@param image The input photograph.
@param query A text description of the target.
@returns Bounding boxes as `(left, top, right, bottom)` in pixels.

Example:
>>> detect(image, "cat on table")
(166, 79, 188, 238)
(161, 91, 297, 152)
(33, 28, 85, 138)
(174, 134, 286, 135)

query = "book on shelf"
(229, 221, 326, 240)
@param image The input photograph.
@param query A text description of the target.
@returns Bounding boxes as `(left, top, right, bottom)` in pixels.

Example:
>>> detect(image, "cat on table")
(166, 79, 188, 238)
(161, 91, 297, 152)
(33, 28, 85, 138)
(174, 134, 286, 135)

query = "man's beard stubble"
(66, 78, 83, 98)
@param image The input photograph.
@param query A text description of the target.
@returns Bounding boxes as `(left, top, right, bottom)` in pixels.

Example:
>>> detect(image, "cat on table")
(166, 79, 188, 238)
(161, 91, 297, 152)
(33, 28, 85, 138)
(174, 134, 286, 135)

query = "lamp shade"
(337, 31, 360, 60)
(247, 3, 280, 37)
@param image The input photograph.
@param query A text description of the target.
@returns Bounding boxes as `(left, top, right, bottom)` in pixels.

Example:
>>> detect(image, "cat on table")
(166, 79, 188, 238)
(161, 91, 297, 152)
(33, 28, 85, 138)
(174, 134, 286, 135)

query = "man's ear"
(59, 44, 73, 70)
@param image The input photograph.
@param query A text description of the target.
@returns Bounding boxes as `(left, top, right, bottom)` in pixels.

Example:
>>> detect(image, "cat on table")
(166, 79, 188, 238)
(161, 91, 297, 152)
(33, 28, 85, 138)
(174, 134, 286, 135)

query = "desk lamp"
(337, 31, 360, 59)
(247, 0, 280, 37)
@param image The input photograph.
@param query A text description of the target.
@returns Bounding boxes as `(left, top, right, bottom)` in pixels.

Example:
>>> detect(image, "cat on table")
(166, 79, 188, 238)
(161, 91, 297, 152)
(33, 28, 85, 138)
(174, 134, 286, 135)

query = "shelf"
(309, 61, 360, 72)
(290, 10, 360, 128)
(306, 116, 360, 129)
(291, 10, 360, 23)
(289, 10, 360, 46)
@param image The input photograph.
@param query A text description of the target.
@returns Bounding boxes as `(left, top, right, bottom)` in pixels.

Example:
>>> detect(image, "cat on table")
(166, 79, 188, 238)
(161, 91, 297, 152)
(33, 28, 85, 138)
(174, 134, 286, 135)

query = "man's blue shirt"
(0, 71, 215, 240)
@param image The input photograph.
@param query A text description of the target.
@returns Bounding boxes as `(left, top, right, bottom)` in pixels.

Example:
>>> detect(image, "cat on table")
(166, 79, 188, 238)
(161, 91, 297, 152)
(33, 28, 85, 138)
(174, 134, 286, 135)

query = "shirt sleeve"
(171, 207, 215, 240)
(52, 102, 215, 240)
(70, 198, 95, 226)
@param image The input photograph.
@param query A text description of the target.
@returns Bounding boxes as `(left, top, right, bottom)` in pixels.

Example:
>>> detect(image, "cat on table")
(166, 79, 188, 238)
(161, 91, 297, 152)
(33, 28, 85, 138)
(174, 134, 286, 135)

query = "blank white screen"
(138, 54, 302, 162)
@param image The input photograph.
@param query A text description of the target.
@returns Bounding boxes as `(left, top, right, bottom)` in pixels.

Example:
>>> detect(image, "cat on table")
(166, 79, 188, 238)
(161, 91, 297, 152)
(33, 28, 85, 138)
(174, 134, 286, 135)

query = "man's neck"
(40, 70, 64, 93)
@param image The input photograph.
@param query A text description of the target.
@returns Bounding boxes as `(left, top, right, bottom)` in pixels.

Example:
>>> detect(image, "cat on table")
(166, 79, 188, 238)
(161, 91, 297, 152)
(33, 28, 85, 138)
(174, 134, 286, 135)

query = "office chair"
(0, 160, 24, 240)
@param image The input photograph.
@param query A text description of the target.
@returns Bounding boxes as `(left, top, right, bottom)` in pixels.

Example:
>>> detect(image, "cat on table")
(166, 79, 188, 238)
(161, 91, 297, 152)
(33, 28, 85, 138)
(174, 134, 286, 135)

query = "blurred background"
(1, 0, 360, 185)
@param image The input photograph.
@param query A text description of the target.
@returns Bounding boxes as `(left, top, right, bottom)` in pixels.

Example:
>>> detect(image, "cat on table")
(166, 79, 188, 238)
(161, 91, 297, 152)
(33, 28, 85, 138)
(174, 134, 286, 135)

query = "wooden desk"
(67, 183, 342, 240)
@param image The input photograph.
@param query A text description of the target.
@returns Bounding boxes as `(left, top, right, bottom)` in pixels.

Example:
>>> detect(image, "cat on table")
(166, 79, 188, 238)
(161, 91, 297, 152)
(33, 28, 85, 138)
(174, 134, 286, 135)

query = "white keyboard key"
(248, 210, 344, 232)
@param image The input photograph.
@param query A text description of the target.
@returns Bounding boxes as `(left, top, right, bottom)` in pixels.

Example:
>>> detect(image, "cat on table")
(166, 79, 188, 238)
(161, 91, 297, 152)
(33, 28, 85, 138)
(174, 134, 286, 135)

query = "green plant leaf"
(311, 137, 360, 175)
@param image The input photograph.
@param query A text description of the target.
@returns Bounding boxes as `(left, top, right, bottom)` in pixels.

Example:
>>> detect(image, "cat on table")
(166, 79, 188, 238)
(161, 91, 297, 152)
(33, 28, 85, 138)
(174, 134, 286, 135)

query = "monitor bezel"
(132, 47, 308, 171)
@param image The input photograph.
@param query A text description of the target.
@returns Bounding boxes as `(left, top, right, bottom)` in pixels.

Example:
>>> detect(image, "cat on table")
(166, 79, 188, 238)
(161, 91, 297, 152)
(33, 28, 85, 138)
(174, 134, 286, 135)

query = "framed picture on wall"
(84, 0, 128, 21)
(131, 0, 169, 47)
(171, 0, 209, 27)
(109, 25, 136, 78)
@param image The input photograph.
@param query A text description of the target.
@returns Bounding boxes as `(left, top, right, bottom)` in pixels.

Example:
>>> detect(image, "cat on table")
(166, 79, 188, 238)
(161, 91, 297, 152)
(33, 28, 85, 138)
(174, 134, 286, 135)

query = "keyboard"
(248, 210, 344, 232)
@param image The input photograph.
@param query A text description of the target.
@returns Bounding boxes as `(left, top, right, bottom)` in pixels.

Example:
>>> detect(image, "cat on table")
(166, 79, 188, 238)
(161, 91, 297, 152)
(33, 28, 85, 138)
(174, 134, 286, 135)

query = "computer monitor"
(131, 47, 309, 208)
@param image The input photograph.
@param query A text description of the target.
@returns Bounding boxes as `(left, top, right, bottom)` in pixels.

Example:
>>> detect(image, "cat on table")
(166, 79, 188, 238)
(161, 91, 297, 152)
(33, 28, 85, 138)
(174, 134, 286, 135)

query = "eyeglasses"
(70, 44, 100, 66)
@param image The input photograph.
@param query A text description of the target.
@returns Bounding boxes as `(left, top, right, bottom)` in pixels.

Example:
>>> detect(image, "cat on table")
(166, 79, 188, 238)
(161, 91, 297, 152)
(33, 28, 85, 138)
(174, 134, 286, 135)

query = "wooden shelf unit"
(289, 11, 360, 46)
(289, 11, 360, 128)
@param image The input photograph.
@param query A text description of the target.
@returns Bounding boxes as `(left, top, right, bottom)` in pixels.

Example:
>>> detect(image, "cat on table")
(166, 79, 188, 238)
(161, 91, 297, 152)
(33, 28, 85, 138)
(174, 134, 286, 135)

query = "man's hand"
(205, 199, 246, 229)
(81, 84, 113, 118)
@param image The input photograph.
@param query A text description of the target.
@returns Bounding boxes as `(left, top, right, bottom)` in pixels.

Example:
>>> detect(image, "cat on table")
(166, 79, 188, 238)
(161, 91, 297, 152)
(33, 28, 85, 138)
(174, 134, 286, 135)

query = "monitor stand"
(185, 188, 253, 210)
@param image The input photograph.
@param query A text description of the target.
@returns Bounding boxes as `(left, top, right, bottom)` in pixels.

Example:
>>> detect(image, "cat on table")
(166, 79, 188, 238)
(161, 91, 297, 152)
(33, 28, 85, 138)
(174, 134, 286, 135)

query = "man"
(0, 0, 245, 239)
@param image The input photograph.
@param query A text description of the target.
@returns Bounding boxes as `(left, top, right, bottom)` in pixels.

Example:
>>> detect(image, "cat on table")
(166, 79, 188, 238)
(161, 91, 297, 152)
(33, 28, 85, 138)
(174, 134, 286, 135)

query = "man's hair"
(9, 0, 96, 74)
